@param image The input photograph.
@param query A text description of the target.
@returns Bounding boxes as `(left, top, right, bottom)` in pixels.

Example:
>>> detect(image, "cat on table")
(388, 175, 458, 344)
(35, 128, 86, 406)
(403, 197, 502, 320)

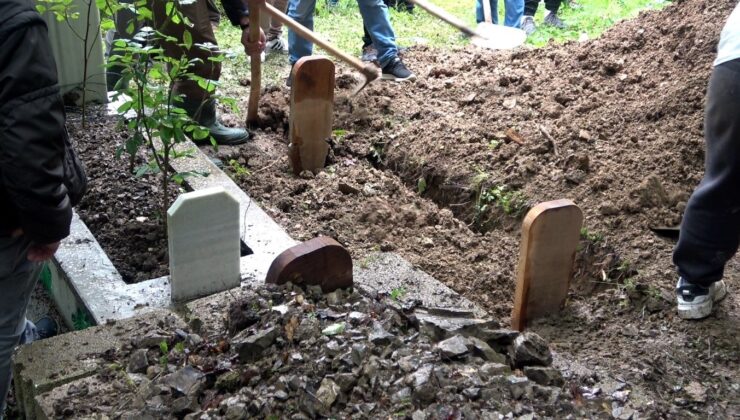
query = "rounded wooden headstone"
(265, 237, 352, 293)
(511, 199, 583, 331)
(288, 56, 335, 174)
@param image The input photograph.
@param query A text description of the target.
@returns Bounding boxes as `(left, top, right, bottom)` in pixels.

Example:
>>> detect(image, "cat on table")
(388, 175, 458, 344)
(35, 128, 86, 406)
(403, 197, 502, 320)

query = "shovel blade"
(472, 23, 527, 50)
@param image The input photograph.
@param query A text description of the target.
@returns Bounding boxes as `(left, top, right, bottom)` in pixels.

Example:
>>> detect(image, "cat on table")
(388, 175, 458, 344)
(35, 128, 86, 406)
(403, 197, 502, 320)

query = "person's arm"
(0, 12, 72, 246)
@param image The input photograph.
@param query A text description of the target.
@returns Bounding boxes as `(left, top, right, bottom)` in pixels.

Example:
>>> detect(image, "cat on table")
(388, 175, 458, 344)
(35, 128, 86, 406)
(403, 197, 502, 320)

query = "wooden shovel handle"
(247, 0, 261, 126)
(409, 0, 481, 38)
(482, 0, 493, 24)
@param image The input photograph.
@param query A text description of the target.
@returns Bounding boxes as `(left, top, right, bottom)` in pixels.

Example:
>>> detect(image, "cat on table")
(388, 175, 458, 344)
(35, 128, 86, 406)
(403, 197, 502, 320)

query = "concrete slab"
(12, 309, 183, 418)
(354, 252, 486, 318)
(168, 187, 240, 302)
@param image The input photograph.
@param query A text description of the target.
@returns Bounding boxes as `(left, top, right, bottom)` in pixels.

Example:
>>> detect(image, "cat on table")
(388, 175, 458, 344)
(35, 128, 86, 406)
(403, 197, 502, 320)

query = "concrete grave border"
(46, 144, 298, 328)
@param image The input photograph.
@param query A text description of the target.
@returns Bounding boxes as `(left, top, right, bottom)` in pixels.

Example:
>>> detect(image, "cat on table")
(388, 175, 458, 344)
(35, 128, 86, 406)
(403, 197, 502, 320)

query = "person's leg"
(0, 235, 42, 416)
(152, 0, 221, 102)
(523, 0, 538, 16)
(504, 0, 524, 28)
(476, 0, 499, 25)
(268, 0, 289, 40)
(674, 59, 740, 286)
(205, 0, 221, 26)
(362, 25, 373, 48)
(544, 0, 561, 14)
(356, 0, 398, 68)
(288, 0, 317, 65)
(152, 0, 250, 145)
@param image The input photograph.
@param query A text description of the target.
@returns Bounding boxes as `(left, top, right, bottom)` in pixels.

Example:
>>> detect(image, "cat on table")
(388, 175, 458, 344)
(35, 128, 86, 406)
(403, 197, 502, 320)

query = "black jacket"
(0, 0, 87, 244)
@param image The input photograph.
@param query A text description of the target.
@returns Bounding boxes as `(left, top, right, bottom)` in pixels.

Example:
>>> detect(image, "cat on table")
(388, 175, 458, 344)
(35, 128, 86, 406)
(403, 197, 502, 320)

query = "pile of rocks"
(57, 283, 574, 419)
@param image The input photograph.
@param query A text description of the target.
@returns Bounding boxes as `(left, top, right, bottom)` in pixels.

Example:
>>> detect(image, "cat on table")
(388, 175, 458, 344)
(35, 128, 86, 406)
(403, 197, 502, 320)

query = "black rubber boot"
(181, 99, 252, 146)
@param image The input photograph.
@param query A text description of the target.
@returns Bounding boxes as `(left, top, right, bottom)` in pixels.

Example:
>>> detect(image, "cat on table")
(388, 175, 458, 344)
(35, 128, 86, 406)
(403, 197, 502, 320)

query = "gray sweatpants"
(0, 235, 41, 418)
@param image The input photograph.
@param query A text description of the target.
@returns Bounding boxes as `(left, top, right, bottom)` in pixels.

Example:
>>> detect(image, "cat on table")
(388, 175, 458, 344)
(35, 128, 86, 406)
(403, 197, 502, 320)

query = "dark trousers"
(524, 0, 560, 16)
(673, 58, 740, 287)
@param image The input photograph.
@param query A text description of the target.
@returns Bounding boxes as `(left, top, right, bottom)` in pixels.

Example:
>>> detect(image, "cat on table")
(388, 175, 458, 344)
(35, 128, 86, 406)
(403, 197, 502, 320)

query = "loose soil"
(69, 109, 181, 283)
(207, 0, 738, 416)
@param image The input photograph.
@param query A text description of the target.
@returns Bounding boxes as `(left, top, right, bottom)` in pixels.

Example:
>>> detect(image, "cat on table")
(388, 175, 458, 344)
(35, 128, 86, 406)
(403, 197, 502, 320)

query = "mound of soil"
(208, 0, 738, 416)
(69, 109, 179, 283)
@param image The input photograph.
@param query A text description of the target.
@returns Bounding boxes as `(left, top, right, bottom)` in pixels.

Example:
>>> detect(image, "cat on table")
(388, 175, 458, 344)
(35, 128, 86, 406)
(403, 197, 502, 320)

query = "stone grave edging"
(47, 144, 298, 328)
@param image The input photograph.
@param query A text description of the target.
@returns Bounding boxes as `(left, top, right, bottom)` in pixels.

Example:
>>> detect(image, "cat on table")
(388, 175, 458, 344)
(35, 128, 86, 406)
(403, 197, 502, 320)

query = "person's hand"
(28, 241, 60, 262)
(241, 24, 266, 56)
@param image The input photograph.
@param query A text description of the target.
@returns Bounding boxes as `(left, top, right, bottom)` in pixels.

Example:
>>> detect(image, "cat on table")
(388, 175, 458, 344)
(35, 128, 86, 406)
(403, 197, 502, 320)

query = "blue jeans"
(0, 235, 41, 418)
(476, 0, 524, 28)
(288, 0, 399, 67)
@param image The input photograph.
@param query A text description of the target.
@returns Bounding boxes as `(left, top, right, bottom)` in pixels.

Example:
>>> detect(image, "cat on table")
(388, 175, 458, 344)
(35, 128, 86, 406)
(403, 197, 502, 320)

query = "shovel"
(410, 0, 526, 50)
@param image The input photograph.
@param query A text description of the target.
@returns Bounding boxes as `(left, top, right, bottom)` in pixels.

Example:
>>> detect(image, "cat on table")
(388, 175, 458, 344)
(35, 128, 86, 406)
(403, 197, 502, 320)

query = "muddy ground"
(70, 0, 739, 416)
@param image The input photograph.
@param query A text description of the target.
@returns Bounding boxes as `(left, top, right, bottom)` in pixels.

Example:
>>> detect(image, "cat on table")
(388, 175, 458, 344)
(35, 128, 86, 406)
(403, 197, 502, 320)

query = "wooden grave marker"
(266, 236, 352, 293)
(289, 56, 334, 174)
(511, 199, 583, 331)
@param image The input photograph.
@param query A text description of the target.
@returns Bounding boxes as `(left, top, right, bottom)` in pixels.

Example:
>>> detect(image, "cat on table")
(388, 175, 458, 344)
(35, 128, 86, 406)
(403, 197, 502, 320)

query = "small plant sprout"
(390, 287, 407, 301)
(228, 159, 251, 180)
(417, 177, 427, 195)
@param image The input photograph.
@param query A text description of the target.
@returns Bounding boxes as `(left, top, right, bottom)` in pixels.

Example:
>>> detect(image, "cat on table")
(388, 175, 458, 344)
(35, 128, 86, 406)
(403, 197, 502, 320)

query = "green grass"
(526, 0, 670, 47)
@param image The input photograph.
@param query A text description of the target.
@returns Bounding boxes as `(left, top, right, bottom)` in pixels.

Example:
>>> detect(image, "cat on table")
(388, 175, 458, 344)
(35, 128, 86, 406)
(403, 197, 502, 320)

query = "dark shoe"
(181, 99, 252, 146)
(676, 278, 728, 320)
(35, 316, 59, 340)
(543, 12, 566, 29)
(521, 15, 536, 35)
(361, 45, 378, 63)
(381, 57, 416, 82)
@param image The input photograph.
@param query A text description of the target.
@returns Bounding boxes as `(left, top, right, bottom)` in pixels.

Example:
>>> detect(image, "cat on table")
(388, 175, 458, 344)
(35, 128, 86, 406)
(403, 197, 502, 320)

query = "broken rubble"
(436, 335, 470, 359)
(511, 332, 553, 367)
(233, 327, 279, 362)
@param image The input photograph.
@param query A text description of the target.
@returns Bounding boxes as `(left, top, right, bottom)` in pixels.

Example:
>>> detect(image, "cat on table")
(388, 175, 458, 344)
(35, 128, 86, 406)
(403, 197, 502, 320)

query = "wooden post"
(265, 237, 352, 293)
(289, 56, 334, 174)
(511, 199, 583, 331)
(246, 0, 262, 127)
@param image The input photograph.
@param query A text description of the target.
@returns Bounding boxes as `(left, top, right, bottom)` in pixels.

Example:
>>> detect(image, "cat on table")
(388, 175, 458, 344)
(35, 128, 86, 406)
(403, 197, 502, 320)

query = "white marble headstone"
(167, 187, 240, 302)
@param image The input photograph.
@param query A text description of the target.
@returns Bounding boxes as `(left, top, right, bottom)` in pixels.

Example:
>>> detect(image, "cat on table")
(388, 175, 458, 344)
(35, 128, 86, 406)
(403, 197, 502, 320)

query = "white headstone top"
(168, 187, 240, 302)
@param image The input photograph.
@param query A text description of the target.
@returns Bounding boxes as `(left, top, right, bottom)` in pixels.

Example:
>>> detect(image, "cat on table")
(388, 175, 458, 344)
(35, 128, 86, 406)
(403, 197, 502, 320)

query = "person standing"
(520, 0, 565, 35)
(672, 3, 740, 320)
(261, 0, 291, 55)
(0, 0, 88, 416)
(288, 0, 416, 83)
(475, 0, 524, 29)
(150, 0, 266, 145)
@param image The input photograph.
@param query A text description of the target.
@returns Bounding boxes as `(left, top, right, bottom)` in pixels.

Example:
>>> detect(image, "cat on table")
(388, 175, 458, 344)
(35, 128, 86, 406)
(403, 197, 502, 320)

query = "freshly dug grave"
(206, 0, 738, 416)
(49, 282, 617, 419)
(69, 109, 181, 283)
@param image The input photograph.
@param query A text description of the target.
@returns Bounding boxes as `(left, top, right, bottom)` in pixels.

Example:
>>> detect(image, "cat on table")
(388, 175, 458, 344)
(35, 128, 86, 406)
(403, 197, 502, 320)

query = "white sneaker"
(676, 278, 728, 320)
(266, 37, 288, 54)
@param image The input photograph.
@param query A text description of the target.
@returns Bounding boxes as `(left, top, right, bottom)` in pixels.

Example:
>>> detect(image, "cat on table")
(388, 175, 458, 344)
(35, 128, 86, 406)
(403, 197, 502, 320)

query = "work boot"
(181, 99, 252, 146)
(521, 15, 536, 35)
(675, 278, 728, 320)
(543, 12, 566, 29)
